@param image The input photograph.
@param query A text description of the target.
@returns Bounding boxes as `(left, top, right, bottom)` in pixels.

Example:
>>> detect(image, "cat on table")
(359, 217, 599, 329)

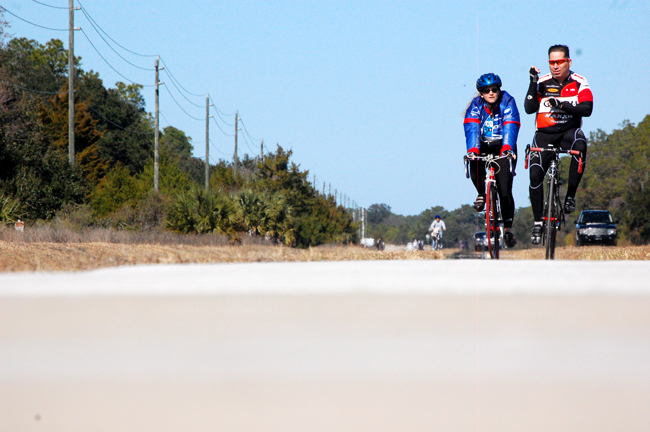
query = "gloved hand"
(548, 97, 561, 108)
(529, 67, 539, 83)
(466, 149, 479, 160)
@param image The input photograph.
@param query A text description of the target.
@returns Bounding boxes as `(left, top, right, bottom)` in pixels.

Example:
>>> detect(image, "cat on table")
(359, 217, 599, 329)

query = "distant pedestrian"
(15, 219, 24, 232)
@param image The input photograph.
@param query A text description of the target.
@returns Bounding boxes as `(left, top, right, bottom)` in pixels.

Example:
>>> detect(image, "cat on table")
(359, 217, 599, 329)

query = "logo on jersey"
(547, 88, 559, 93)
(544, 113, 572, 120)
(471, 107, 480, 117)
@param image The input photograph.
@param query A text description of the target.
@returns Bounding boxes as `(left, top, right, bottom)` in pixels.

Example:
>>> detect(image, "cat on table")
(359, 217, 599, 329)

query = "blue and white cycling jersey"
(463, 90, 521, 154)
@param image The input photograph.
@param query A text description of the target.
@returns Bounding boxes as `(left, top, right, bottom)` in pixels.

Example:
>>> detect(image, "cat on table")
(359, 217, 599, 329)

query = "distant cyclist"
(525, 44, 593, 244)
(464, 73, 520, 248)
(428, 215, 446, 249)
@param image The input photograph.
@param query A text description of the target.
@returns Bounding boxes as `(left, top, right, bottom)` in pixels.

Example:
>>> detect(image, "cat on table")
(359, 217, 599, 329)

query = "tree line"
(0, 30, 356, 247)
(366, 114, 650, 247)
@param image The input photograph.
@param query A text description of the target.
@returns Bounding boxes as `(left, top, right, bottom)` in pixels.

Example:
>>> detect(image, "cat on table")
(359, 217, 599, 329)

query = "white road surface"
(1, 260, 649, 432)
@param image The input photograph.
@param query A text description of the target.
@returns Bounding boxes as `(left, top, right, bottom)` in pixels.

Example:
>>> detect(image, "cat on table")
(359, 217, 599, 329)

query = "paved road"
(1, 261, 649, 432)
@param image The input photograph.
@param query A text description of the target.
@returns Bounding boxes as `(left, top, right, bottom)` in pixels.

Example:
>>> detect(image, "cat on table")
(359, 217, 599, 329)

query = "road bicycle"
(431, 230, 443, 251)
(464, 153, 513, 259)
(525, 145, 583, 260)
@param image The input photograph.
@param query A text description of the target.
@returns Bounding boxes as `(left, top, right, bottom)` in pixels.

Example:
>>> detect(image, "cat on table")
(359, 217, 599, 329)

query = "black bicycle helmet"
(476, 73, 502, 91)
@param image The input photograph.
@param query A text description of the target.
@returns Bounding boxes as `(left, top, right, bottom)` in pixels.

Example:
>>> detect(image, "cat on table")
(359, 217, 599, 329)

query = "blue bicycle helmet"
(476, 73, 502, 91)
(435, 215, 441, 218)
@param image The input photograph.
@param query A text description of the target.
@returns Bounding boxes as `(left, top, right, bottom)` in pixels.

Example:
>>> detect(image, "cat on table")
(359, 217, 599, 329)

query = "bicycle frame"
(464, 153, 513, 259)
(432, 231, 442, 250)
(526, 146, 583, 260)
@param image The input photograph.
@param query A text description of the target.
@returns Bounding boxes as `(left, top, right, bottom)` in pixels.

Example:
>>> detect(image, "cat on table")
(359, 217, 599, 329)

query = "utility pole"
(361, 207, 366, 240)
(154, 56, 161, 191)
(68, 0, 76, 166)
(234, 111, 239, 177)
(260, 139, 264, 158)
(205, 95, 210, 192)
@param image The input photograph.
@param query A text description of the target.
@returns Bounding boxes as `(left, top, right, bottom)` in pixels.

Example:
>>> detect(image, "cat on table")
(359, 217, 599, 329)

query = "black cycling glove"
(529, 67, 539, 83)
(547, 97, 561, 108)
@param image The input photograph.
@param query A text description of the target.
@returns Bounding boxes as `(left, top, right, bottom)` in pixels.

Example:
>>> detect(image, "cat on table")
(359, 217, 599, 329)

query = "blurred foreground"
(1, 261, 650, 431)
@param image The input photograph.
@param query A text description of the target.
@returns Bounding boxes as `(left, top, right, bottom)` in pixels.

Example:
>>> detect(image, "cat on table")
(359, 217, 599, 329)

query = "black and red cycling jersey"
(524, 72, 593, 134)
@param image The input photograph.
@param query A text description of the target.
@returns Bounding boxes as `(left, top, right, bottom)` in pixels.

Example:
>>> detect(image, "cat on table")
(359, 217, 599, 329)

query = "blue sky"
(3, 0, 649, 215)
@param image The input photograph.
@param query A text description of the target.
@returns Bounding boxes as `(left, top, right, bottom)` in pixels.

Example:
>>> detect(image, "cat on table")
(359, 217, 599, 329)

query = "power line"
(214, 109, 233, 126)
(209, 95, 236, 117)
(210, 139, 231, 156)
(0, 77, 69, 95)
(239, 124, 257, 154)
(30, 0, 68, 10)
(211, 115, 234, 137)
(161, 84, 203, 121)
(159, 56, 206, 98)
(159, 111, 172, 127)
(78, 7, 154, 72)
(86, 103, 154, 135)
(239, 118, 259, 142)
(0, 78, 152, 136)
(79, 28, 152, 87)
(208, 98, 234, 126)
(0, 6, 67, 31)
(161, 68, 203, 108)
(76, 1, 157, 58)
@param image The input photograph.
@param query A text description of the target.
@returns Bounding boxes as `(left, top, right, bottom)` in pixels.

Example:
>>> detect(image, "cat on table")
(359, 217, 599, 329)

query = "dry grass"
(500, 245, 650, 260)
(1, 223, 649, 272)
(0, 241, 448, 272)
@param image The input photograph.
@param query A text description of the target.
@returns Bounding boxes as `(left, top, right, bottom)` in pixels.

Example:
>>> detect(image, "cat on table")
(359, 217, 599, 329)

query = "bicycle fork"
(543, 161, 562, 232)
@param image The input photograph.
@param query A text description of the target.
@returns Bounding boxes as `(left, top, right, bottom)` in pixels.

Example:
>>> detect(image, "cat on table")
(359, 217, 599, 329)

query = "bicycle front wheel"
(545, 179, 557, 260)
(486, 184, 500, 259)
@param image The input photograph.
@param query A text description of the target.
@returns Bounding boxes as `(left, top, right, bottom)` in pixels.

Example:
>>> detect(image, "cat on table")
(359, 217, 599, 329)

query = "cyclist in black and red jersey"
(525, 44, 593, 244)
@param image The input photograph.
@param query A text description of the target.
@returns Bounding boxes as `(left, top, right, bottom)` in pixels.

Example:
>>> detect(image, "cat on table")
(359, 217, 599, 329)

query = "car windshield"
(580, 212, 613, 224)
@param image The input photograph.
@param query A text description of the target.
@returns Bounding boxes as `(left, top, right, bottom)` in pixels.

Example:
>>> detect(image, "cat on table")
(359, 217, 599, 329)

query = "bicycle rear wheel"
(545, 178, 557, 260)
(486, 184, 500, 259)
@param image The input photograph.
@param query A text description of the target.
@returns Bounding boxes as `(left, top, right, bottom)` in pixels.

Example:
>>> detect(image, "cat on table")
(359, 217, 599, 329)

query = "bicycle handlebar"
(529, 147, 581, 156)
(463, 153, 515, 179)
(525, 146, 583, 173)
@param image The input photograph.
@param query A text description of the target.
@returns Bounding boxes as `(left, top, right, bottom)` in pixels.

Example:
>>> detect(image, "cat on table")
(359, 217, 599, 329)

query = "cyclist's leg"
(529, 132, 556, 222)
(495, 156, 514, 229)
(560, 128, 588, 200)
(469, 158, 486, 193)
(469, 156, 487, 210)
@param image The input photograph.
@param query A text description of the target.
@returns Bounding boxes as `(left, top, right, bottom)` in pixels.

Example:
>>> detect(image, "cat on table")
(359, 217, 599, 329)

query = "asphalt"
(1, 261, 649, 432)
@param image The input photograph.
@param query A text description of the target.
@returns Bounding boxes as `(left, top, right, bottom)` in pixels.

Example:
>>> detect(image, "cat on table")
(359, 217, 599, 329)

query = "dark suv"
(574, 210, 617, 246)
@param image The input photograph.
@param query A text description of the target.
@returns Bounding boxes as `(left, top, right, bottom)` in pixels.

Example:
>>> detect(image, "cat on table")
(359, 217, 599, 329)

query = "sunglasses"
(480, 87, 500, 95)
(548, 59, 570, 66)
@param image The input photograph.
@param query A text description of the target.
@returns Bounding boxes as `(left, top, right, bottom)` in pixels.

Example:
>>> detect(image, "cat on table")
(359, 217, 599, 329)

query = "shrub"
(166, 187, 236, 236)
(0, 193, 25, 223)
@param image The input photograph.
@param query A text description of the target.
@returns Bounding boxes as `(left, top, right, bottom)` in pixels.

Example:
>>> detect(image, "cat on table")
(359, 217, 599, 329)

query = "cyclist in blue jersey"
(464, 73, 521, 248)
